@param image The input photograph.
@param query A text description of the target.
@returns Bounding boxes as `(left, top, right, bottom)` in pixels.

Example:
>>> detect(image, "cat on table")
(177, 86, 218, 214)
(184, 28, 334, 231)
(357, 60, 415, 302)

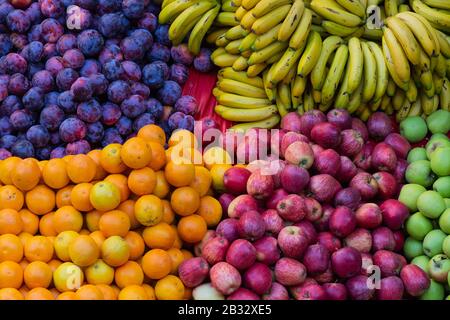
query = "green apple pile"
(398, 109, 450, 300)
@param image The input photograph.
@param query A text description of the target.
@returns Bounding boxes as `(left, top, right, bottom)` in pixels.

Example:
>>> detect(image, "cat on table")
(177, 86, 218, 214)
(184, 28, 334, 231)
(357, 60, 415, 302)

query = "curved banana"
(433, 73, 444, 94)
(435, 54, 447, 77)
(366, 41, 389, 102)
(440, 78, 450, 110)
(311, 36, 344, 90)
(212, 52, 240, 67)
(206, 28, 228, 44)
(235, 6, 247, 20)
(247, 41, 289, 65)
(408, 99, 422, 116)
(382, 36, 409, 91)
(222, 0, 237, 12)
(334, 61, 352, 109)
(283, 61, 298, 85)
(252, 25, 282, 51)
(219, 67, 265, 88)
(240, 10, 257, 30)
(424, 73, 436, 97)
(406, 79, 418, 102)
(239, 32, 258, 52)
(242, 0, 260, 10)
(215, 105, 278, 121)
(217, 93, 272, 109)
(266, 50, 286, 64)
(217, 78, 268, 98)
(336, 0, 366, 18)
(275, 89, 289, 117)
(386, 77, 396, 97)
(159, 0, 198, 24)
(322, 21, 360, 37)
(362, 27, 383, 41)
(247, 63, 267, 77)
(252, 4, 292, 35)
(421, 91, 435, 115)
(423, 0, 450, 10)
(384, 0, 398, 17)
(361, 41, 377, 102)
(303, 87, 315, 112)
(420, 69, 434, 90)
(229, 114, 281, 132)
(347, 79, 364, 114)
(381, 95, 392, 111)
(321, 44, 349, 105)
(188, 5, 220, 55)
(225, 25, 249, 40)
(398, 4, 411, 12)
(231, 0, 242, 7)
(216, 12, 240, 27)
(383, 27, 411, 85)
(385, 17, 421, 66)
(410, 0, 450, 30)
(289, 8, 313, 49)
(347, 37, 364, 94)
(225, 39, 243, 54)
(271, 47, 304, 85)
(252, 0, 293, 18)
(232, 56, 249, 71)
(369, 99, 381, 112)
(278, 0, 305, 41)
(292, 75, 307, 98)
(297, 31, 322, 78)
(278, 83, 292, 113)
(392, 87, 406, 110)
(396, 99, 412, 122)
(310, 0, 363, 27)
(162, 0, 177, 9)
(216, 33, 230, 47)
(436, 30, 450, 59)
(263, 68, 276, 102)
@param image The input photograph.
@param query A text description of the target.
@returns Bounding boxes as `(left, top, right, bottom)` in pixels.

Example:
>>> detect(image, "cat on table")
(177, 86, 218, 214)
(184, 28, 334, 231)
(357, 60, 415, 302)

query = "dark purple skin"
(346, 275, 374, 300)
(107, 80, 130, 104)
(0, 148, 12, 160)
(302, 244, 330, 274)
(178, 257, 209, 288)
(227, 288, 260, 300)
(202, 236, 229, 266)
(174, 95, 197, 116)
(351, 117, 369, 141)
(373, 250, 406, 277)
(355, 203, 382, 229)
(339, 129, 364, 157)
(309, 174, 342, 203)
(137, 12, 157, 32)
(130, 82, 150, 99)
(238, 210, 265, 241)
(394, 159, 408, 183)
(77, 99, 101, 123)
(367, 112, 393, 141)
(218, 194, 235, 217)
(353, 141, 375, 171)
(26, 125, 50, 148)
(243, 263, 272, 296)
(59, 117, 86, 143)
(1, 95, 22, 116)
(384, 133, 411, 159)
(334, 187, 361, 210)
(260, 209, 284, 236)
(336, 156, 359, 183)
(7, 73, 30, 95)
(274, 257, 307, 286)
(311, 122, 341, 149)
(294, 220, 318, 245)
(372, 227, 396, 251)
(294, 284, 328, 300)
(193, 48, 213, 73)
(299, 110, 327, 138)
(400, 264, 431, 297)
(262, 282, 289, 300)
(377, 276, 404, 300)
(331, 247, 362, 278)
(56, 34, 77, 55)
(226, 239, 256, 271)
(80, 59, 102, 77)
(121, 94, 146, 119)
(50, 146, 65, 158)
(344, 228, 373, 253)
(350, 172, 379, 200)
(216, 218, 239, 243)
(65, 139, 91, 155)
(314, 149, 341, 176)
(11, 139, 34, 158)
(323, 283, 347, 300)
(314, 204, 334, 232)
(253, 236, 280, 265)
(329, 206, 356, 238)
(45, 56, 65, 77)
(157, 80, 181, 106)
(170, 63, 189, 85)
(62, 48, 85, 69)
(171, 44, 194, 66)
(371, 142, 398, 172)
(393, 231, 405, 252)
(276, 194, 306, 222)
(56, 68, 79, 91)
(70, 76, 92, 101)
(327, 108, 352, 130)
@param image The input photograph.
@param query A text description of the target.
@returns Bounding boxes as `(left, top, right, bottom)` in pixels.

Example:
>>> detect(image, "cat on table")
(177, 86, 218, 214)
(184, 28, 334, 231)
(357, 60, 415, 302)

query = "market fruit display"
(0, 125, 222, 300)
(398, 109, 450, 300)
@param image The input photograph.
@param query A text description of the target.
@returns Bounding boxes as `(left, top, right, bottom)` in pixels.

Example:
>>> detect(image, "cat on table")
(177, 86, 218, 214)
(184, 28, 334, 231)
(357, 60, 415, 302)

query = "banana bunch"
(160, 0, 221, 54)
(410, 0, 450, 33)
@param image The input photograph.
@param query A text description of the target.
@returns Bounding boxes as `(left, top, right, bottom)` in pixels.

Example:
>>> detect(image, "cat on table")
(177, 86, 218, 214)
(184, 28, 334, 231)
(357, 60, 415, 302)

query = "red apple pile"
(179, 109, 430, 300)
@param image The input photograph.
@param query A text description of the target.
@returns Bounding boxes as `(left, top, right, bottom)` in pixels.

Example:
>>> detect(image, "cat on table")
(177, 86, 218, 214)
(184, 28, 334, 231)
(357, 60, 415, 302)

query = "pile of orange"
(0, 125, 224, 300)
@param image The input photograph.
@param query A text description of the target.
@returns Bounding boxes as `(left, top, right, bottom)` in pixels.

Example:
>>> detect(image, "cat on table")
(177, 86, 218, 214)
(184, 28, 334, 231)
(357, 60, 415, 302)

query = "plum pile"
(0, 0, 213, 160)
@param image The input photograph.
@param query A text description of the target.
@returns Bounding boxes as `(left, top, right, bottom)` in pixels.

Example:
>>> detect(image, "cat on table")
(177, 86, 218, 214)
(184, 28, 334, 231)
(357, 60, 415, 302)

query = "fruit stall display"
(0, 0, 449, 301)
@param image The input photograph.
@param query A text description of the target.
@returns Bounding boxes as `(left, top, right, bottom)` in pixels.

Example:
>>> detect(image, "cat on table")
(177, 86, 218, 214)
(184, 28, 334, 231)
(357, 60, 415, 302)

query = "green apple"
(423, 230, 446, 257)
(412, 255, 430, 273)
(407, 147, 428, 163)
(400, 116, 428, 143)
(420, 280, 445, 300)
(433, 177, 450, 198)
(426, 110, 450, 134)
(427, 254, 450, 283)
(439, 209, 450, 234)
(406, 212, 434, 241)
(404, 237, 424, 259)
(398, 184, 427, 212)
(426, 138, 450, 159)
(443, 235, 450, 257)
(417, 190, 446, 219)
(405, 160, 437, 188)
(429, 133, 449, 142)
(430, 147, 450, 177)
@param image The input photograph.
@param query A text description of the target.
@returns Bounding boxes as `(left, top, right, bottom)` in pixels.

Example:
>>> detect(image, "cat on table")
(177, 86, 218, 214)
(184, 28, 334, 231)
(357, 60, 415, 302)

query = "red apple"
(400, 264, 431, 297)
(276, 194, 306, 222)
(210, 262, 242, 295)
(353, 141, 375, 170)
(351, 118, 369, 141)
(238, 210, 265, 241)
(327, 108, 352, 130)
(344, 228, 372, 253)
(224, 167, 251, 195)
(361, 253, 373, 276)
(194, 230, 216, 257)
(317, 231, 341, 253)
(323, 283, 347, 300)
(373, 171, 398, 199)
(311, 122, 341, 149)
(294, 220, 318, 245)
(340, 129, 364, 157)
(302, 244, 330, 274)
(393, 231, 405, 252)
(219, 193, 235, 214)
(313, 264, 334, 283)
(314, 149, 341, 176)
(266, 188, 288, 209)
(379, 199, 409, 230)
(355, 203, 382, 229)
(202, 236, 229, 265)
(280, 132, 309, 157)
(314, 204, 335, 232)
(304, 197, 323, 222)
(309, 174, 342, 203)
(331, 247, 362, 278)
(346, 275, 374, 300)
(372, 227, 396, 251)
(281, 112, 303, 132)
(334, 187, 361, 210)
(226, 239, 256, 270)
(246, 170, 274, 200)
(277, 226, 309, 258)
(373, 250, 406, 277)
(310, 143, 324, 159)
(372, 142, 397, 172)
(253, 236, 280, 265)
(261, 209, 284, 236)
(243, 263, 272, 295)
(329, 206, 356, 237)
(394, 158, 408, 183)
(336, 155, 358, 182)
(293, 284, 328, 300)
(228, 194, 258, 219)
(284, 141, 314, 168)
(280, 164, 310, 193)
(262, 282, 289, 300)
(227, 288, 259, 300)
(367, 112, 393, 141)
(300, 110, 327, 138)
(377, 276, 404, 300)
(350, 172, 379, 200)
(274, 257, 307, 286)
(178, 257, 209, 288)
(384, 133, 411, 159)
(216, 218, 239, 243)
(270, 129, 287, 157)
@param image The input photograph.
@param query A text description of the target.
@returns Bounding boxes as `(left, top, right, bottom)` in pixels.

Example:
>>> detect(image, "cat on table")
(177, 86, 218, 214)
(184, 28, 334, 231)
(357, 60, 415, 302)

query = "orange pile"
(0, 125, 223, 300)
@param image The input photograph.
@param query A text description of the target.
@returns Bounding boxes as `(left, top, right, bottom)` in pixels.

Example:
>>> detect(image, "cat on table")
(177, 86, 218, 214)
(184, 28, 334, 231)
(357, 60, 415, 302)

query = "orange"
(11, 158, 41, 191)
(118, 285, 148, 300)
(86, 210, 102, 232)
(142, 223, 176, 250)
(0, 261, 23, 289)
(120, 137, 152, 169)
(24, 236, 54, 262)
(118, 200, 140, 229)
(19, 209, 39, 234)
(25, 287, 54, 300)
(167, 248, 184, 274)
(56, 291, 77, 300)
(75, 284, 104, 300)
(203, 147, 232, 170)
(25, 185, 55, 215)
(0, 208, 23, 235)
(23, 261, 52, 289)
(181, 249, 194, 261)
(137, 124, 166, 146)
(0, 157, 21, 185)
(161, 200, 175, 224)
(155, 275, 185, 300)
(147, 141, 166, 171)
(53, 262, 84, 292)
(183, 287, 193, 300)
(168, 129, 198, 149)
(68, 235, 100, 267)
(48, 259, 62, 273)
(63, 155, 74, 163)
(141, 249, 172, 280)
(153, 171, 170, 199)
(90, 181, 121, 212)
(0, 234, 23, 263)
(55, 185, 74, 208)
(124, 231, 145, 261)
(114, 261, 144, 289)
(85, 259, 114, 285)
(0, 185, 24, 210)
(190, 166, 212, 197)
(170, 186, 200, 216)
(70, 182, 94, 212)
(87, 149, 108, 181)
(171, 225, 183, 249)
(100, 144, 127, 174)
(197, 196, 223, 227)
(101, 236, 130, 267)
(104, 174, 130, 203)
(53, 206, 83, 233)
(128, 167, 156, 196)
(177, 215, 207, 244)
(142, 284, 156, 300)
(98, 210, 130, 237)
(66, 154, 97, 183)
(90, 231, 106, 248)
(54, 230, 79, 261)
(80, 229, 90, 235)
(38, 212, 57, 237)
(18, 232, 33, 247)
(183, 148, 204, 166)
(164, 160, 195, 187)
(134, 194, 163, 227)
(42, 158, 69, 189)
(38, 160, 48, 173)
(0, 288, 23, 300)
(96, 284, 117, 300)
(210, 164, 232, 192)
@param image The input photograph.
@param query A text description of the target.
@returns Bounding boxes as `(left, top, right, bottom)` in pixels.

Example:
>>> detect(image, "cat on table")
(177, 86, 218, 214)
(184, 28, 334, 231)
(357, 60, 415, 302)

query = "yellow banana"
(347, 37, 364, 94)
(321, 44, 349, 105)
(406, 79, 418, 102)
(159, 0, 198, 24)
(215, 105, 278, 121)
(248, 41, 289, 65)
(278, 0, 305, 41)
(278, 82, 292, 109)
(393, 88, 406, 110)
(206, 28, 228, 44)
(303, 87, 315, 111)
(283, 65, 297, 84)
(188, 5, 221, 55)
(263, 68, 276, 102)
(311, 36, 344, 90)
(162, 0, 177, 9)
(435, 54, 447, 77)
(275, 90, 289, 117)
(382, 29, 410, 87)
(222, 0, 237, 12)
(398, 4, 411, 12)
(217, 78, 267, 98)
(229, 114, 281, 132)
(271, 47, 304, 85)
(312, 89, 322, 104)
(211, 47, 226, 59)
(252, 4, 292, 35)
(310, 0, 363, 27)
(362, 27, 383, 41)
(336, 0, 366, 18)
(409, 12, 441, 55)
(322, 21, 360, 37)
(420, 69, 434, 91)
(424, 74, 436, 97)
(423, 0, 450, 10)
(361, 41, 377, 102)
(297, 31, 322, 78)
(334, 62, 352, 109)
(225, 25, 249, 40)
(347, 79, 364, 114)
(421, 91, 435, 115)
(240, 10, 257, 30)
(215, 12, 239, 27)
(225, 38, 243, 54)
(410, 0, 450, 31)
(231, 0, 242, 7)
(396, 99, 412, 122)
(266, 51, 286, 64)
(408, 99, 423, 116)
(216, 33, 230, 47)
(252, 24, 282, 51)
(238, 32, 258, 52)
(367, 41, 389, 102)
(385, 17, 421, 66)
(217, 93, 272, 109)
(289, 8, 312, 49)
(369, 99, 381, 112)
(242, 0, 259, 10)
(235, 6, 248, 20)
(381, 95, 392, 111)
(232, 56, 249, 71)
(212, 52, 240, 67)
(247, 63, 267, 77)
(436, 30, 450, 59)
(440, 78, 450, 110)
(384, 0, 398, 17)
(292, 75, 307, 98)
(169, 1, 215, 41)
(386, 77, 396, 97)
(433, 73, 444, 94)
(252, 0, 293, 18)
(219, 67, 265, 88)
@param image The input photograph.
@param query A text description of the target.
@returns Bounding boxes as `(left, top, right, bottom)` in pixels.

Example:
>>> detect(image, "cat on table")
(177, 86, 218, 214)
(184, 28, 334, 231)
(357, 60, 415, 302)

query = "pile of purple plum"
(0, 0, 213, 159)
